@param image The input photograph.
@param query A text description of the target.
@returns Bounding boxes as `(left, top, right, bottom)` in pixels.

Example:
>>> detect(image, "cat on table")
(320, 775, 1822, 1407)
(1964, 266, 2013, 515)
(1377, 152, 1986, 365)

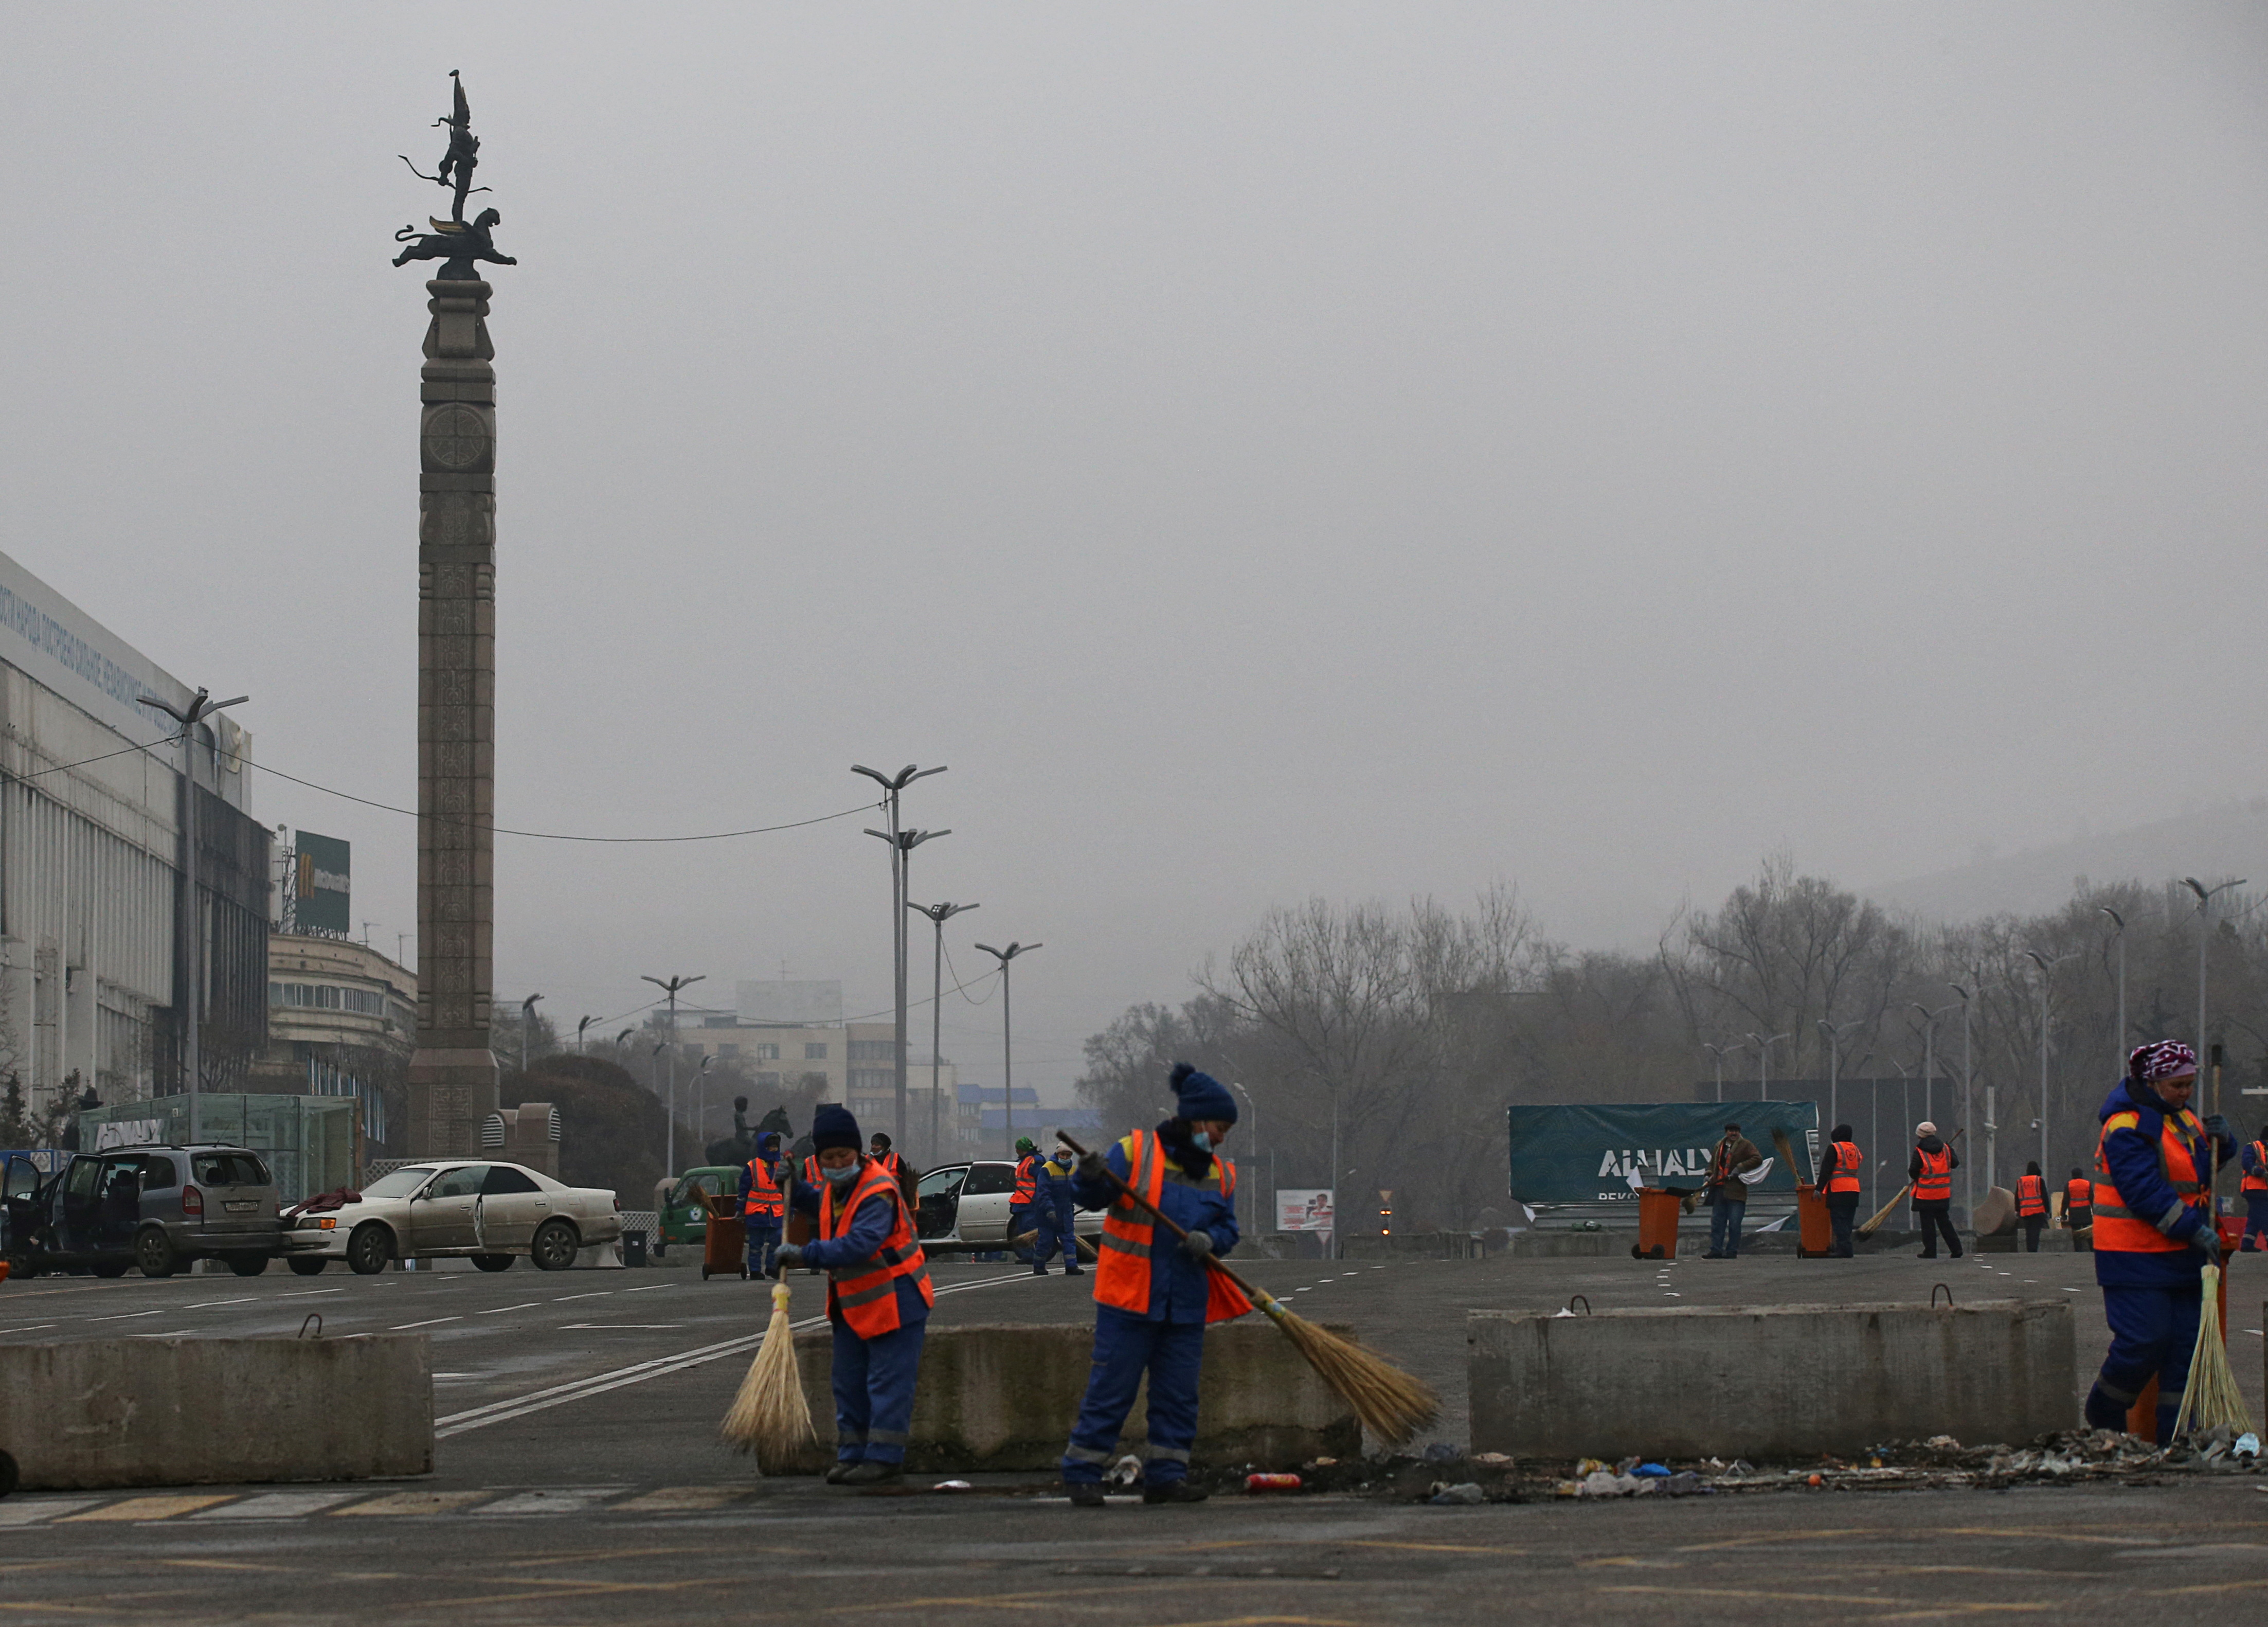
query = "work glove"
(2205, 1113, 2236, 1147)
(2190, 1225, 2223, 1268)
(1077, 1151, 1108, 1182)
(770, 1243, 805, 1278)
(1181, 1228, 1215, 1261)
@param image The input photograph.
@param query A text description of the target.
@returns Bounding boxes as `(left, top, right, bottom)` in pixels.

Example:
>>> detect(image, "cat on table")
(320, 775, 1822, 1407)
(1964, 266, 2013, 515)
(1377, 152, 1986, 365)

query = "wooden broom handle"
(1057, 1133, 1269, 1306)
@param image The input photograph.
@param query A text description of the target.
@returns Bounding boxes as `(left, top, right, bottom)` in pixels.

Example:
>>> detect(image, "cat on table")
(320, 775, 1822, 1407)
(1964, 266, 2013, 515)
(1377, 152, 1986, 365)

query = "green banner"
(1507, 1101, 1821, 1205)
(294, 831, 351, 936)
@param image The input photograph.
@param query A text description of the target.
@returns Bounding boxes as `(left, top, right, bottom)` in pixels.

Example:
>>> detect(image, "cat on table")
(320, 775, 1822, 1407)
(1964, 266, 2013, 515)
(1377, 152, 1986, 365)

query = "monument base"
(406, 1046, 499, 1159)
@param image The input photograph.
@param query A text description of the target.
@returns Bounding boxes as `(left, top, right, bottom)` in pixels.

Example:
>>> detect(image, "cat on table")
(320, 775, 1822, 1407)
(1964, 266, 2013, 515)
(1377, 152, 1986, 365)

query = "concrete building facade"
(0, 548, 267, 1125)
(253, 934, 418, 1149)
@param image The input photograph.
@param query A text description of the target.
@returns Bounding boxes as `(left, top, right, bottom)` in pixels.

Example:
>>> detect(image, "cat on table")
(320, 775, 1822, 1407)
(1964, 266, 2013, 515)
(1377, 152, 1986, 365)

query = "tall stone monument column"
(394, 73, 516, 1157)
(406, 273, 499, 1156)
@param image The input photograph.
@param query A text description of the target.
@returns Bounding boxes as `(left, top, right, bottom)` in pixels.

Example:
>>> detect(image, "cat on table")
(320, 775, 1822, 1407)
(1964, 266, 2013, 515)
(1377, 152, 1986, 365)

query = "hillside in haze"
(1869, 800, 2268, 923)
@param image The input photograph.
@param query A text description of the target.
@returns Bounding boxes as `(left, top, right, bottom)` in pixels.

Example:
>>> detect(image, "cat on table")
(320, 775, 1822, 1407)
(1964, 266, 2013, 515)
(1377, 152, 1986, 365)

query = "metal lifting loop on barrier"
(1567, 1294, 1592, 1316)
(1930, 1284, 1954, 1309)
(298, 1314, 323, 1340)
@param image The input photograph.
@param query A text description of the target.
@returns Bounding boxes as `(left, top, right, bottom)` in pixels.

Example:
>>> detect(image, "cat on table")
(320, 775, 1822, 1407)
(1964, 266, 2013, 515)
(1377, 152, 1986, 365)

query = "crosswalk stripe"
(0, 1498, 101, 1527)
(329, 1490, 494, 1517)
(59, 1494, 233, 1523)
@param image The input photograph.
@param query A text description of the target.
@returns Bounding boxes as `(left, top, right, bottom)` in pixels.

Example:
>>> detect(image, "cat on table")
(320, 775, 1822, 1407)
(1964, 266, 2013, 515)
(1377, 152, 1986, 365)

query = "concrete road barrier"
(0, 1335, 432, 1491)
(773, 1320, 1358, 1474)
(1470, 1298, 2074, 1461)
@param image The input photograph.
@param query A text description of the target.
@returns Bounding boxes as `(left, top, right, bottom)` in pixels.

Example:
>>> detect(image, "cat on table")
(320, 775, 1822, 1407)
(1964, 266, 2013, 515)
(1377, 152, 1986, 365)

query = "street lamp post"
(692, 1054, 714, 1149)
(909, 900, 978, 1164)
(137, 686, 248, 1147)
(853, 764, 947, 1156)
(1818, 1021, 1864, 1152)
(1747, 1032, 1790, 1098)
(518, 993, 544, 1076)
(2182, 878, 2247, 1072)
(1232, 1081, 1259, 1240)
(2024, 950, 2078, 1182)
(577, 1015, 595, 1055)
(641, 973, 706, 1179)
(2098, 907, 2127, 1074)
(973, 942, 1040, 1160)
(1703, 1042, 1741, 1104)
(1948, 980, 1977, 1210)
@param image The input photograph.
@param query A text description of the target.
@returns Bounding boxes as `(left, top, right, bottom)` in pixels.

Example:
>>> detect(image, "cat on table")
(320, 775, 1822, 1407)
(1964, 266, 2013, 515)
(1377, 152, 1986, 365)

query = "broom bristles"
(1251, 1289, 1437, 1446)
(2172, 1263, 2254, 1440)
(721, 1282, 816, 1468)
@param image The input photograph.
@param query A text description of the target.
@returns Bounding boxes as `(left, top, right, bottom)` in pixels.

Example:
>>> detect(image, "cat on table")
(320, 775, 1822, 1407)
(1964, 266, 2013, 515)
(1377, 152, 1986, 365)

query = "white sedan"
(280, 1160, 622, 1276)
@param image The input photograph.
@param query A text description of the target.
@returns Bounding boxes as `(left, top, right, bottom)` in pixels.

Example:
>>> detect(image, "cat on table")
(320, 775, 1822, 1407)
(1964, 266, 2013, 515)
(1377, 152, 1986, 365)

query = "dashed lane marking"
(559, 1323, 686, 1330)
(477, 1302, 543, 1315)
(59, 1495, 233, 1523)
(391, 1316, 463, 1330)
(550, 1292, 615, 1301)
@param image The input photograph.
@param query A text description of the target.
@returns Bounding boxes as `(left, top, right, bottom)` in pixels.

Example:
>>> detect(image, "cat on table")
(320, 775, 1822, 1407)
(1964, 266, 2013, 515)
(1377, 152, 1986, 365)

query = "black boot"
(1067, 1482, 1107, 1507)
(1142, 1480, 1210, 1505)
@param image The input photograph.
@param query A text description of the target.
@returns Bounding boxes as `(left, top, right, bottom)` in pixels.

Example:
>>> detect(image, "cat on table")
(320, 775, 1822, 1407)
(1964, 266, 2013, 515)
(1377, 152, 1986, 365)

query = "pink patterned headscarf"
(2130, 1041, 2198, 1083)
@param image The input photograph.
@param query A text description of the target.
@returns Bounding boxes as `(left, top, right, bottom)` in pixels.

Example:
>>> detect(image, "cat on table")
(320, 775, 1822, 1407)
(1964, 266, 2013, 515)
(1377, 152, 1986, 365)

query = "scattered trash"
(1806, 1473, 1823, 1487)
(1423, 1442, 1461, 1462)
(2237, 1434, 2260, 1461)
(1245, 1473, 1303, 1492)
(1307, 1456, 1340, 1468)
(1576, 1458, 1610, 1476)
(1428, 1481, 1485, 1505)
(1661, 1471, 1704, 1496)
(1107, 1455, 1144, 1487)
(933, 1480, 973, 1492)
(1471, 1452, 1513, 1467)
(1632, 1463, 1670, 1478)
(1728, 1459, 1757, 1477)
(1926, 1435, 1961, 1451)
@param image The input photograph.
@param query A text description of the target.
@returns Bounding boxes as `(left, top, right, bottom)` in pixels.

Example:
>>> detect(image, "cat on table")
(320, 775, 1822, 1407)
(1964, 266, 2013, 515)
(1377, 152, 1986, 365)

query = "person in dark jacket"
(2015, 1160, 2050, 1253)
(1702, 1124, 1763, 1258)
(2083, 1042, 2236, 1442)
(1909, 1122, 1963, 1259)
(1822, 1123, 1863, 1258)
(2064, 1167, 2094, 1252)
(1032, 1140, 1083, 1277)
(2239, 1128, 2268, 1252)
(1060, 1064, 1244, 1506)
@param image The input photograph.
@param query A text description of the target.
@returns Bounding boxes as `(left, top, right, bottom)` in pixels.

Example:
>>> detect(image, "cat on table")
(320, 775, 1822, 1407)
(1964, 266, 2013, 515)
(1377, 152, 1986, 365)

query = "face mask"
(823, 1161, 860, 1186)
(1191, 1131, 1214, 1154)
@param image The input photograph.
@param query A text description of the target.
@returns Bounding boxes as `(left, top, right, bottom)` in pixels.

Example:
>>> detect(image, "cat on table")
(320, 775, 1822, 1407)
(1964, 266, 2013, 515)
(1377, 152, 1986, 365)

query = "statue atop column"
(393, 71, 516, 280)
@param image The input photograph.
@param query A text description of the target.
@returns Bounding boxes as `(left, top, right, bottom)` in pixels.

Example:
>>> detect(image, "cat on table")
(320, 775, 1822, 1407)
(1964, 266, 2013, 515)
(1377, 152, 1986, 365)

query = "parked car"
(280, 1160, 621, 1275)
(651, 1166, 740, 1258)
(2, 1146, 282, 1279)
(914, 1159, 1103, 1255)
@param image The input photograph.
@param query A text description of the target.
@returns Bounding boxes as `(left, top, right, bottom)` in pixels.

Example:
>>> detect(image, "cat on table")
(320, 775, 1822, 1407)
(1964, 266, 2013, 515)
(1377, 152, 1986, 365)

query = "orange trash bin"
(1633, 1187, 1682, 1259)
(701, 1192, 747, 1280)
(1794, 1183, 1832, 1257)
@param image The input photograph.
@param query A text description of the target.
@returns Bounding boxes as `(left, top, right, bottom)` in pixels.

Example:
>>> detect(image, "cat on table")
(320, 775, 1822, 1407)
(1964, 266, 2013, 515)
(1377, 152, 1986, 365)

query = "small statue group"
(391, 70, 516, 279)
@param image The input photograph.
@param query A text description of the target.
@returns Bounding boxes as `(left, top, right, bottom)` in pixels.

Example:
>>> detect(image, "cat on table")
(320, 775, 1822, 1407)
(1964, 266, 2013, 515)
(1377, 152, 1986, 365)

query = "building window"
(719, 1043, 740, 1058)
(848, 1040, 893, 1061)
(805, 1043, 829, 1060)
(756, 1043, 781, 1061)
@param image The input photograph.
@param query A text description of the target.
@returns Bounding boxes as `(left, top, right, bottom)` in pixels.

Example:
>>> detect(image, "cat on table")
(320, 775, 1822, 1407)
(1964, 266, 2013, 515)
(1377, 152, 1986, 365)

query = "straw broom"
(1856, 1127, 1967, 1239)
(1058, 1134, 1438, 1446)
(719, 1279, 816, 1467)
(2172, 1263, 2253, 1439)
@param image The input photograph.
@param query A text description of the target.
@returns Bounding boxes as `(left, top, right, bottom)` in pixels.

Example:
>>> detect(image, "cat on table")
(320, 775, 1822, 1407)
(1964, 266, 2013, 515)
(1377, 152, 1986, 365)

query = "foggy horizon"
(5, 4, 2263, 1099)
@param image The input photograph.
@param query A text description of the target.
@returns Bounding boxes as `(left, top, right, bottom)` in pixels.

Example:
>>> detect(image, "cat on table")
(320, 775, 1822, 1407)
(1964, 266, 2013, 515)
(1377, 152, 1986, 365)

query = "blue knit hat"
(757, 1131, 781, 1156)
(1170, 1062, 1237, 1124)
(811, 1103, 861, 1153)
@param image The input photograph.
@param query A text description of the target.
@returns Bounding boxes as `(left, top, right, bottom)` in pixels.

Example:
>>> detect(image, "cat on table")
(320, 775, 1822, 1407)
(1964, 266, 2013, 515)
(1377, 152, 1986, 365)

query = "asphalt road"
(3, 1245, 2265, 1623)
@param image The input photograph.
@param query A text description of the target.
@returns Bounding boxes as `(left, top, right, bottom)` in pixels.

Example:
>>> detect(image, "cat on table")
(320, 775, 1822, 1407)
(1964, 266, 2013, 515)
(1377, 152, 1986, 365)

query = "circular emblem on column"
(422, 403, 493, 472)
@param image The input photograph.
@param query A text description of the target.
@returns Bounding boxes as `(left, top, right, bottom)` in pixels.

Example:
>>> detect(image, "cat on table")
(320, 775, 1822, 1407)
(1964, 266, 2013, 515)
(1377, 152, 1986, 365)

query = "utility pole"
(909, 900, 978, 1164)
(1233, 1081, 1259, 1240)
(974, 942, 1040, 1160)
(2182, 878, 2246, 1076)
(518, 993, 544, 1076)
(577, 1015, 595, 1054)
(1747, 1032, 1790, 1098)
(692, 1054, 714, 1147)
(1948, 980, 1976, 1213)
(854, 764, 947, 1153)
(1703, 1042, 1740, 1104)
(2099, 906, 2127, 1074)
(137, 686, 248, 1148)
(641, 973, 706, 1178)
(2025, 950, 2077, 1182)
(1818, 1020, 1863, 1155)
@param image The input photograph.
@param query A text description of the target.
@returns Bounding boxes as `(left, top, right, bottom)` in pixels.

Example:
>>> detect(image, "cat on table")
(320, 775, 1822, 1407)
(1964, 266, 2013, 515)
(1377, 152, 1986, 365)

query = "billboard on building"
(294, 831, 351, 936)
(1276, 1188, 1336, 1235)
(1506, 1101, 1820, 1205)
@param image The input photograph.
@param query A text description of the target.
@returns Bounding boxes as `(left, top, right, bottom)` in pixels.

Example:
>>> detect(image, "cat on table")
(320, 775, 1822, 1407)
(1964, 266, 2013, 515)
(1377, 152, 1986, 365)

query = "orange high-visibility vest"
(2065, 1177, 2093, 1212)
(1827, 1141, 1862, 1195)
(2243, 1141, 2268, 1194)
(873, 1150, 905, 1184)
(742, 1158, 784, 1221)
(1093, 1130, 1250, 1325)
(2091, 1105, 2207, 1255)
(817, 1157, 934, 1337)
(802, 1154, 820, 1189)
(1012, 1154, 1040, 1206)
(1913, 1146, 1952, 1203)
(2016, 1174, 2046, 1218)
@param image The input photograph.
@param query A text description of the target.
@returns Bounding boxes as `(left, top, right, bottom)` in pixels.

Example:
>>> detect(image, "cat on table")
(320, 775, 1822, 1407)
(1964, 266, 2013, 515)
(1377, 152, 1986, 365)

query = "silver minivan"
(6, 1145, 283, 1278)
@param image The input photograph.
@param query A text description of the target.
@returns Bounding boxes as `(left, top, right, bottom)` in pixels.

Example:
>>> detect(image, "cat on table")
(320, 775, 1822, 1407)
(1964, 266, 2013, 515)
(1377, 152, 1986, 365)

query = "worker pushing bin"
(1793, 1181, 1832, 1257)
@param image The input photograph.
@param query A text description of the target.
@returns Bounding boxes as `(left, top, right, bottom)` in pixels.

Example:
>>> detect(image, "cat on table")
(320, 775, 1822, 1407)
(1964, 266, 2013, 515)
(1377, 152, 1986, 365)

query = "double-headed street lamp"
(854, 763, 947, 1149)
(2024, 949, 2078, 1180)
(1703, 1041, 1743, 1104)
(577, 1015, 596, 1055)
(1817, 1020, 1865, 1152)
(1747, 1032, 1790, 1098)
(2098, 907, 2127, 1074)
(518, 993, 544, 1076)
(136, 686, 248, 1145)
(642, 973, 706, 1178)
(909, 900, 978, 1163)
(974, 941, 1040, 1159)
(2182, 878, 2247, 1074)
(1947, 979, 1978, 1206)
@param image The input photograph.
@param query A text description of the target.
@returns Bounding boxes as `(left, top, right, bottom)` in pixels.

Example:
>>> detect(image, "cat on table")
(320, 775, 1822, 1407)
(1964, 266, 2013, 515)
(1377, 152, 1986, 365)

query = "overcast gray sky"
(3, 5, 2263, 1098)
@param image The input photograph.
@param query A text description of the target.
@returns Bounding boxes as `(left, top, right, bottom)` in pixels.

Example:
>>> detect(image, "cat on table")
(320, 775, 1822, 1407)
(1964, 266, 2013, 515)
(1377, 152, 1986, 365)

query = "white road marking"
(551, 1291, 614, 1301)
(0, 1499, 101, 1527)
(190, 1491, 360, 1519)
(435, 1271, 1039, 1439)
(474, 1487, 629, 1516)
(623, 1283, 672, 1293)
(559, 1323, 684, 1330)
(184, 1297, 258, 1310)
(2, 1324, 57, 1332)
(89, 1309, 166, 1321)
(276, 1288, 345, 1298)
(391, 1316, 462, 1330)
(477, 1302, 543, 1315)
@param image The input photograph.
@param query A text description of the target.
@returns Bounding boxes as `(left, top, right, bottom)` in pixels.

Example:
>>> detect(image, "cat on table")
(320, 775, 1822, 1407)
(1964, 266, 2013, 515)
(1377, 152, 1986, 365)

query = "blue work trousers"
(830, 1317, 927, 1465)
(1007, 1205, 1033, 1263)
(744, 1220, 780, 1278)
(1061, 1308, 1204, 1486)
(2088, 1280, 2203, 1445)
(1708, 1199, 1745, 1257)
(2243, 1193, 2268, 1251)
(1034, 1188, 1079, 1272)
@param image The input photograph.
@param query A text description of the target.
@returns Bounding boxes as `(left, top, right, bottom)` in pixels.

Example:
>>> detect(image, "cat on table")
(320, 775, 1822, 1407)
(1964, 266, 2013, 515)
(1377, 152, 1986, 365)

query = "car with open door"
(280, 1159, 621, 1275)
(3, 1146, 282, 1278)
(914, 1159, 1104, 1256)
